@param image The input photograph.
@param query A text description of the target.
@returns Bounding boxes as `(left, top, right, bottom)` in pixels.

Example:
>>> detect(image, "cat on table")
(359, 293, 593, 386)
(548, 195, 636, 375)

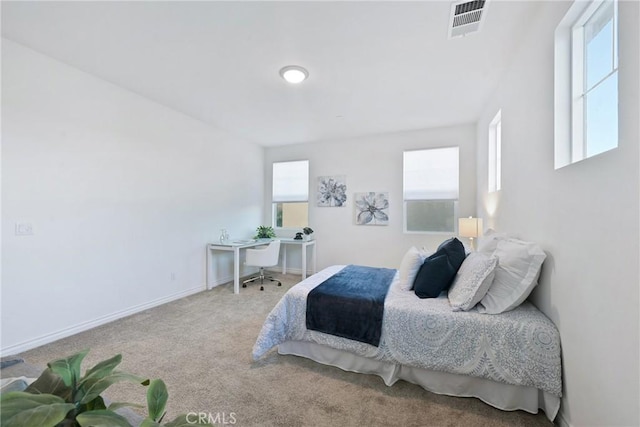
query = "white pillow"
(398, 247, 424, 291)
(478, 238, 546, 314)
(448, 252, 498, 311)
(477, 230, 511, 254)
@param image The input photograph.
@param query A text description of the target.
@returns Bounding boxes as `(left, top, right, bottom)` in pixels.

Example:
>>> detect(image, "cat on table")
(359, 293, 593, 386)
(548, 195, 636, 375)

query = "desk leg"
(205, 246, 210, 290)
(233, 247, 240, 294)
(282, 244, 287, 275)
(312, 242, 317, 275)
(302, 243, 307, 280)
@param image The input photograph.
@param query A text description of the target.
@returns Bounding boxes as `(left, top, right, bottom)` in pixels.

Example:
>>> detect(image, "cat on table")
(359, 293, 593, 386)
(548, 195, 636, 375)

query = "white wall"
(1, 39, 264, 354)
(476, 2, 639, 426)
(265, 124, 477, 271)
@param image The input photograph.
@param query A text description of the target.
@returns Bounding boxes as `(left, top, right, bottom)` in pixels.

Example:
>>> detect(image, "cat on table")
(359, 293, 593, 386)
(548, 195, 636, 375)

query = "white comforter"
(253, 265, 562, 397)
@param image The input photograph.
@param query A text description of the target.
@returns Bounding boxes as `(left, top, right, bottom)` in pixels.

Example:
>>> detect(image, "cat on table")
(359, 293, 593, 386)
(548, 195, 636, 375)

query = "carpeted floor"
(15, 273, 553, 427)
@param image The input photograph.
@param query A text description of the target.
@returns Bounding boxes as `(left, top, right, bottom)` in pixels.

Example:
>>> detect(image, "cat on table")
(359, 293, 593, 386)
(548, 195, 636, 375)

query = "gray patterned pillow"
(448, 252, 498, 311)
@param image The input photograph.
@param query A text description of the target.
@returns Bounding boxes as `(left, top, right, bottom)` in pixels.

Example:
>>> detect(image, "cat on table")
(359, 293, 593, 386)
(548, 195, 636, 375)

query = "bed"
(253, 262, 562, 421)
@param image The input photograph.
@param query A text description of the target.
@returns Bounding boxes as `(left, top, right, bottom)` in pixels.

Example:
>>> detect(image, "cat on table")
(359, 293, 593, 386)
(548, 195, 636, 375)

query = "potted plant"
(254, 226, 276, 240)
(0, 349, 212, 427)
(302, 227, 314, 241)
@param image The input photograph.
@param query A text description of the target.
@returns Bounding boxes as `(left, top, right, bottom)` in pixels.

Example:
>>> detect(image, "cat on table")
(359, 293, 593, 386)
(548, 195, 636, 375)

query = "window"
(403, 147, 459, 233)
(272, 160, 309, 228)
(488, 110, 502, 192)
(555, 0, 618, 168)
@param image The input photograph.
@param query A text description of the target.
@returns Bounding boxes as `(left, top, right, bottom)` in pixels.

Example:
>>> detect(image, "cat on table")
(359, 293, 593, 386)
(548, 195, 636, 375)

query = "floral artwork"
(317, 175, 347, 207)
(354, 192, 389, 225)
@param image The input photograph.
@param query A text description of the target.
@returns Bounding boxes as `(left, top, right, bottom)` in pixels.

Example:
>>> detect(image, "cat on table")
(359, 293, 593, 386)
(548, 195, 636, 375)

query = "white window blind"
(272, 160, 309, 202)
(403, 147, 459, 201)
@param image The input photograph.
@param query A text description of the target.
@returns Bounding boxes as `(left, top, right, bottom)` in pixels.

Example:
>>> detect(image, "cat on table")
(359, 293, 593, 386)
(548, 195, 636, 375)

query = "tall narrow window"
(488, 110, 502, 192)
(403, 147, 459, 233)
(555, 0, 618, 168)
(272, 160, 309, 228)
(572, 0, 618, 161)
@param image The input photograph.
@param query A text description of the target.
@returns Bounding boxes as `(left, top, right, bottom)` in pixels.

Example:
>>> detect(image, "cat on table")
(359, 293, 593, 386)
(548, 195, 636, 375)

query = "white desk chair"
(243, 239, 282, 291)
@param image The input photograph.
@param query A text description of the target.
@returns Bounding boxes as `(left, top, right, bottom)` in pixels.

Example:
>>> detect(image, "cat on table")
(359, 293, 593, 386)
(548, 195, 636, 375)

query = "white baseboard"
(206, 266, 310, 289)
(207, 267, 259, 288)
(556, 408, 571, 427)
(0, 285, 203, 357)
(208, 274, 235, 288)
(277, 267, 302, 275)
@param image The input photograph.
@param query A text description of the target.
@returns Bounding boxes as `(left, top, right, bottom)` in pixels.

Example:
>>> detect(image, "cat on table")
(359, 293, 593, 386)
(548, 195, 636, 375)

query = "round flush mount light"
(279, 65, 309, 84)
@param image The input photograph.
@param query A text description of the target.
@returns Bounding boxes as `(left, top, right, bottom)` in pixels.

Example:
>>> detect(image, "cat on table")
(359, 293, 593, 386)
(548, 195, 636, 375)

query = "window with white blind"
(403, 147, 459, 233)
(272, 160, 309, 228)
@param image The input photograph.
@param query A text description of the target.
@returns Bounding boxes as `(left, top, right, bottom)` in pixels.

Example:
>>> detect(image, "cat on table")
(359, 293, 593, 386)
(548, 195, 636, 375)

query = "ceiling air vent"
(448, 0, 487, 39)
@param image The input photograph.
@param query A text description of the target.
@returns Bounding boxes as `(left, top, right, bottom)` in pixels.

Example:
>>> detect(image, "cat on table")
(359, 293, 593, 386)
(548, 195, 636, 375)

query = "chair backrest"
(246, 239, 281, 267)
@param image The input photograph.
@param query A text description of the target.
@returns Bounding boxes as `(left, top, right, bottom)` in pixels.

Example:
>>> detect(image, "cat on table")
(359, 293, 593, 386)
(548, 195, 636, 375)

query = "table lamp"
(458, 217, 483, 251)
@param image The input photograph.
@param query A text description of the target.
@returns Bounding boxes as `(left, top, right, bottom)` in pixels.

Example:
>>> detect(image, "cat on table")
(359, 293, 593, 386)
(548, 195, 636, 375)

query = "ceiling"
(1, 1, 541, 146)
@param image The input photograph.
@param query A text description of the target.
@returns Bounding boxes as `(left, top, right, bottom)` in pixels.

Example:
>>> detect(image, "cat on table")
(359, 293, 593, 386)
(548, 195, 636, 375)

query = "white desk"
(280, 238, 317, 280)
(206, 238, 316, 294)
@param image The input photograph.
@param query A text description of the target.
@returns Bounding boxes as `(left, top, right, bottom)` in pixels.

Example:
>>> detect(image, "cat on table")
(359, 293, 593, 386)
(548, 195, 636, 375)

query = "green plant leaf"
(255, 225, 276, 239)
(164, 414, 214, 426)
(107, 401, 145, 411)
(0, 391, 75, 427)
(140, 418, 163, 427)
(76, 409, 133, 427)
(79, 371, 149, 404)
(48, 349, 89, 388)
(25, 368, 73, 401)
(81, 354, 122, 384)
(82, 394, 106, 411)
(146, 379, 169, 422)
(76, 354, 124, 408)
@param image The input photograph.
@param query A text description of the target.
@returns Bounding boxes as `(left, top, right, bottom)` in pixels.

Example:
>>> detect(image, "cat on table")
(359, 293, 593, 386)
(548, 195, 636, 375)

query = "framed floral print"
(317, 175, 347, 207)
(354, 192, 389, 225)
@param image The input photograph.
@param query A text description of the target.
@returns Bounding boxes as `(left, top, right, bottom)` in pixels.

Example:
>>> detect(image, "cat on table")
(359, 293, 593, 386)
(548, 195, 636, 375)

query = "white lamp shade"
(458, 217, 483, 238)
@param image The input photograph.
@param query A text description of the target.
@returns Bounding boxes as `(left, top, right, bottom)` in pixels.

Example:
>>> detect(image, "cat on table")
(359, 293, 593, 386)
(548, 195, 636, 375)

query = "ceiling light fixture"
(279, 65, 309, 84)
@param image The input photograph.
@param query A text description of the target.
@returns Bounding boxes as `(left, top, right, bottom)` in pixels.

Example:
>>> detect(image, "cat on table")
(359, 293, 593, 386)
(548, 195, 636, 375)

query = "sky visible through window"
(584, 2, 617, 157)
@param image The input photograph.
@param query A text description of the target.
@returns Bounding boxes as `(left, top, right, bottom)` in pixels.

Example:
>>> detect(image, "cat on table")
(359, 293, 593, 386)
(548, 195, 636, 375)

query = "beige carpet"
(16, 273, 553, 427)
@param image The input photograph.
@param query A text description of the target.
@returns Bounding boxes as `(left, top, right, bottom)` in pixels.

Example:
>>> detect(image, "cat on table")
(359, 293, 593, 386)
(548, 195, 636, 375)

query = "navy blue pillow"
(413, 238, 466, 299)
(436, 237, 466, 271)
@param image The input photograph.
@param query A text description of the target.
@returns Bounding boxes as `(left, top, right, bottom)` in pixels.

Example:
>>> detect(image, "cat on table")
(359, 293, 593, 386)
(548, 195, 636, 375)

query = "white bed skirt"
(278, 340, 559, 422)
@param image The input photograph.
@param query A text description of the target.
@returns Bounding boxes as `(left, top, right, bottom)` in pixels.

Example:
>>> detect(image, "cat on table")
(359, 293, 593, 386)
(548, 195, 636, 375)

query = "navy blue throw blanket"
(306, 265, 396, 347)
